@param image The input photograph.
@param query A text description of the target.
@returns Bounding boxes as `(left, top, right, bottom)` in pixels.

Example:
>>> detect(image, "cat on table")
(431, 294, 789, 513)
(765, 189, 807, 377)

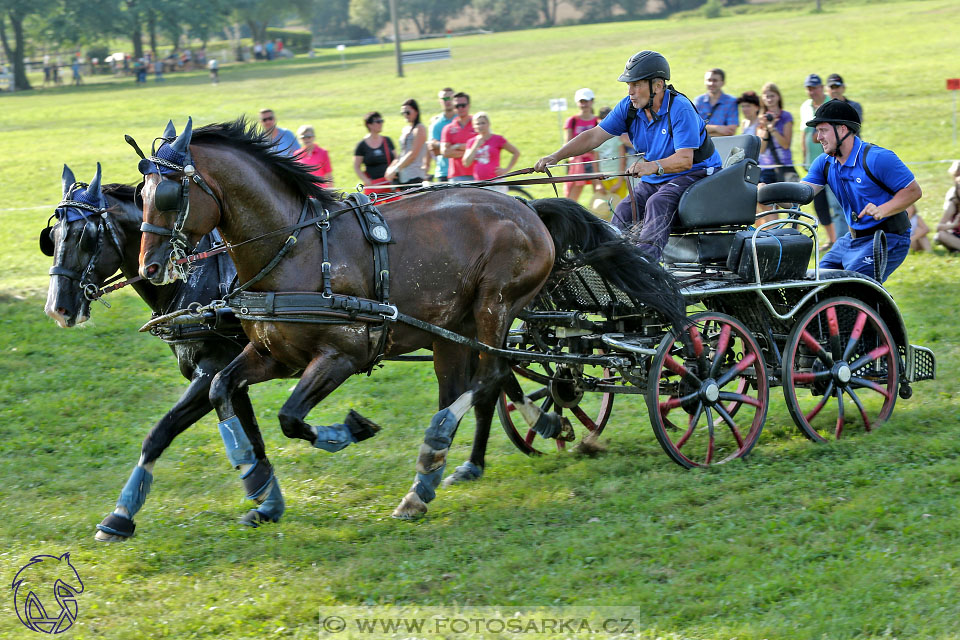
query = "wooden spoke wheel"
(646, 312, 769, 468)
(497, 359, 615, 456)
(783, 296, 898, 442)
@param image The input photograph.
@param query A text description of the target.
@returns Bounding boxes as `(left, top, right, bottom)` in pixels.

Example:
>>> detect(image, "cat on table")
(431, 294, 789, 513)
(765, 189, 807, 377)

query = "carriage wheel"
(782, 297, 898, 442)
(497, 360, 614, 456)
(646, 312, 768, 468)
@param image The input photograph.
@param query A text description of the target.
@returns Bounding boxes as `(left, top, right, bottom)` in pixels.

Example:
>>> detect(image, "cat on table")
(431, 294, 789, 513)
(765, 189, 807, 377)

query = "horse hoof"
(94, 530, 129, 542)
(442, 461, 483, 487)
(558, 416, 576, 442)
(391, 491, 427, 520)
(239, 509, 278, 528)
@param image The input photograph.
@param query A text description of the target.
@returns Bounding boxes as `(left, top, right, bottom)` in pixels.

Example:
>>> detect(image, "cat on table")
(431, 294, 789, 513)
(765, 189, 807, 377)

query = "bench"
(401, 48, 451, 64)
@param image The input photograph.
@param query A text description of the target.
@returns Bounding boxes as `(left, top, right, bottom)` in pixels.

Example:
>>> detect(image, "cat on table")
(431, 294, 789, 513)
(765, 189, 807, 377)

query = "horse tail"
(529, 197, 687, 330)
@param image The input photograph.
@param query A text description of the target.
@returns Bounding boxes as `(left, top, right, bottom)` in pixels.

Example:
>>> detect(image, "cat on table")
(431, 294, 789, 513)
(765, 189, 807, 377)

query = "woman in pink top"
(295, 124, 333, 183)
(564, 88, 600, 202)
(462, 112, 520, 194)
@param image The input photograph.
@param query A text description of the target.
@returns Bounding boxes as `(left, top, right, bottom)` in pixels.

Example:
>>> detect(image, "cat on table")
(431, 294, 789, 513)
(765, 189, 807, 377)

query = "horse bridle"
(43, 183, 127, 305)
(137, 139, 224, 281)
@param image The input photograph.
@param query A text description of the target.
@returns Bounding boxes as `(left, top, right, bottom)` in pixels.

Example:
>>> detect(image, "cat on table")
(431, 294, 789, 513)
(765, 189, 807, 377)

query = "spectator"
(295, 125, 333, 182)
(800, 73, 842, 247)
(802, 101, 922, 282)
(826, 74, 863, 123)
(208, 58, 219, 84)
(757, 83, 797, 221)
(934, 160, 960, 252)
(353, 111, 396, 194)
(441, 92, 476, 182)
(43, 55, 51, 88)
(71, 56, 83, 86)
(593, 106, 631, 205)
(265, 40, 275, 61)
(259, 108, 300, 156)
(462, 111, 520, 193)
(385, 99, 428, 185)
(428, 87, 456, 182)
(564, 88, 600, 203)
(908, 204, 930, 252)
(254, 42, 264, 61)
(737, 91, 761, 135)
(695, 68, 738, 137)
(154, 58, 164, 82)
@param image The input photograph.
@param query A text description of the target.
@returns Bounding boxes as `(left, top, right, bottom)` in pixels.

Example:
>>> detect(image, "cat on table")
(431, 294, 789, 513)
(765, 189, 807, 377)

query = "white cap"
(574, 88, 595, 102)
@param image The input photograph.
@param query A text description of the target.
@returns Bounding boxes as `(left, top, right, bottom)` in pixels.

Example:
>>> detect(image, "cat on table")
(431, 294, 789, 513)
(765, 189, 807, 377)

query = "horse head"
(44, 163, 133, 327)
(138, 117, 222, 285)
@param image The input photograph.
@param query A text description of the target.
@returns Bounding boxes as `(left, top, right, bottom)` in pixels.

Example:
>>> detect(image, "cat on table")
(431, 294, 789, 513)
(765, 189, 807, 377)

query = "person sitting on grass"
(908, 204, 930, 252)
(934, 160, 960, 252)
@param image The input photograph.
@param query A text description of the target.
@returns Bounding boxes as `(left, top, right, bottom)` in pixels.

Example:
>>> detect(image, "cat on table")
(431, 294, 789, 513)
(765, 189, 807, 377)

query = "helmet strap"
(645, 79, 657, 112)
(828, 124, 854, 157)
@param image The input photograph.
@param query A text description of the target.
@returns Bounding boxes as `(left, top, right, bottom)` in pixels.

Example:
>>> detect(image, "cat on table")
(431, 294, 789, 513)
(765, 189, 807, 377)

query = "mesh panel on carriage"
(536, 265, 639, 313)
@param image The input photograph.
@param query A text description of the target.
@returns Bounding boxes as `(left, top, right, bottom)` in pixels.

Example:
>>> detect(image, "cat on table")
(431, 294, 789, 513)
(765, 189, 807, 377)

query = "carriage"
(492, 134, 936, 466)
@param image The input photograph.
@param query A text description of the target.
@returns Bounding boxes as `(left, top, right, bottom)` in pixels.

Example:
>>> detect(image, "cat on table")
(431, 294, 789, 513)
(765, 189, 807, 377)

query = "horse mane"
(192, 118, 339, 208)
(102, 183, 137, 201)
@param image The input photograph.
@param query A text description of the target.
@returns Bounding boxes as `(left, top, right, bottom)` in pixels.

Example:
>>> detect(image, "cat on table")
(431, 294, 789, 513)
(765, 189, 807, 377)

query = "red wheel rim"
(783, 297, 898, 442)
(647, 312, 768, 468)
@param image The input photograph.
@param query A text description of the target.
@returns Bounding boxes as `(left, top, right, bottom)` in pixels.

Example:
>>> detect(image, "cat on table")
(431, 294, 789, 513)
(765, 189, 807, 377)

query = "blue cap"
(804, 73, 823, 87)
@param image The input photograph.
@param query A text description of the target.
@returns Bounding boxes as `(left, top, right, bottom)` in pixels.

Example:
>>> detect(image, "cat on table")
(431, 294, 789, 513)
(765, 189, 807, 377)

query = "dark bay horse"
(43, 162, 293, 540)
(137, 118, 685, 519)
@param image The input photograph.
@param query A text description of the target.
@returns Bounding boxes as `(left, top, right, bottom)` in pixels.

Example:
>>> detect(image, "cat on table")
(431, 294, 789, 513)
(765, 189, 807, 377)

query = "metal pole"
(389, 0, 403, 78)
(954, 91, 958, 145)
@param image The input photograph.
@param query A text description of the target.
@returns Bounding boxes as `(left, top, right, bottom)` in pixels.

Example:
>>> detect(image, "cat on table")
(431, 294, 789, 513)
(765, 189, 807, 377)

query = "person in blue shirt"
(694, 68, 738, 137)
(259, 108, 300, 157)
(535, 50, 722, 261)
(801, 100, 922, 282)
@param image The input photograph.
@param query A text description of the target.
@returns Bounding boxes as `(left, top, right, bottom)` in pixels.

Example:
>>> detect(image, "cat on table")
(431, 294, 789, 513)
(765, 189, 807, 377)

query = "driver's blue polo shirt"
(803, 137, 914, 231)
(599, 92, 721, 185)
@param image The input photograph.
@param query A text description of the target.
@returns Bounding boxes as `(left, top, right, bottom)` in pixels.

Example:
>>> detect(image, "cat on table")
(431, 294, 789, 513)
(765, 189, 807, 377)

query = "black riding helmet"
(618, 50, 670, 111)
(806, 100, 861, 155)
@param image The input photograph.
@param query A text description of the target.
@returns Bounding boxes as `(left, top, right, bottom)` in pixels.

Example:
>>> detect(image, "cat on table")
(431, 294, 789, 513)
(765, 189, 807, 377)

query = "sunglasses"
(440, 96, 452, 101)
(300, 134, 314, 139)
(400, 110, 411, 115)
(261, 116, 275, 122)
(369, 118, 384, 124)
(455, 103, 468, 109)
(829, 84, 843, 89)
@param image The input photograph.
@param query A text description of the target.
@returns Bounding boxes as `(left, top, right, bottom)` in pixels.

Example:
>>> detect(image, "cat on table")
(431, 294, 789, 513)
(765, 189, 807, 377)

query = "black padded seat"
(674, 134, 761, 230)
(757, 182, 815, 206)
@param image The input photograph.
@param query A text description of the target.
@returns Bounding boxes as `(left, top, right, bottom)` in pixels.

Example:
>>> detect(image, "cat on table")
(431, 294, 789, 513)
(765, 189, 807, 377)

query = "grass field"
(2, 1, 960, 638)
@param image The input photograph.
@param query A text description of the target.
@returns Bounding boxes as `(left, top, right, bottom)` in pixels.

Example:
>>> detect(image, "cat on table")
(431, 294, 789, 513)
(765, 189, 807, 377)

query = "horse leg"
(209, 345, 295, 526)
(95, 366, 216, 542)
(276, 349, 381, 451)
(502, 371, 575, 441)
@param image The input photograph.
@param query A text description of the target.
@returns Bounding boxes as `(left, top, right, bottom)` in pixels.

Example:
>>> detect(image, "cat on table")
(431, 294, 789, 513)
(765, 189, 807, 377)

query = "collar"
(838, 137, 864, 168)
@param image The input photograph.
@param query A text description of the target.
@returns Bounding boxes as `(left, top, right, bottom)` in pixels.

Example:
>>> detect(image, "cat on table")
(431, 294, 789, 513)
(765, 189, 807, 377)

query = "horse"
(42, 161, 304, 540)
(136, 117, 686, 519)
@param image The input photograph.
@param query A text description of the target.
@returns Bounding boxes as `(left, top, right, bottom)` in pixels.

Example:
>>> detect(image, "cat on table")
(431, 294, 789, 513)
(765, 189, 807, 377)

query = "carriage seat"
(662, 135, 761, 265)
(757, 181, 815, 207)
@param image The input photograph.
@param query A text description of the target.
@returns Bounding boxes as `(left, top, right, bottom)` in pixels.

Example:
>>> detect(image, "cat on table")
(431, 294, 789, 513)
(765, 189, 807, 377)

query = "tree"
(472, 0, 540, 32)
(348, 0, 389, 37)
(399, 0, 462, 36)
(0, 0, 56, 90)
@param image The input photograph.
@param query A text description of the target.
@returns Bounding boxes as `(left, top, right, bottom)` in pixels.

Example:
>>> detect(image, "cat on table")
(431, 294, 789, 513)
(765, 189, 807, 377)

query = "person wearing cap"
(563, 88, 600, 203)
(799, 74, 843, 248)
(428, 87, 456, 181)
(534, 50, 722, 261)
(294, 124, 333, 182)
(826, 73, 863, 123)
(694, 68, 738, 137)
(801, 101, 922, 282)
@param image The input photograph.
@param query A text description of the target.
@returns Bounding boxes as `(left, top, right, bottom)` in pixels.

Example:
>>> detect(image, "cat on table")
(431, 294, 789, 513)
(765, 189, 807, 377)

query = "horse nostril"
(144, 263, 160, 279)
(57, 307, 70, 317)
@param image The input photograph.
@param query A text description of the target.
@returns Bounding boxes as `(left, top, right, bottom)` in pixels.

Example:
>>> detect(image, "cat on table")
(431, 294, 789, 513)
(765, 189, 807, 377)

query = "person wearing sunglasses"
(440, 92, 476, 182)
(294, 125, 333, 183)
(353, 111, 396, 195)
(826, 74, 863, 124)
(258, 108, 300, 157)
(462, 112, 520, 193)
(428, 87, 456, 182)
(535, 50, 722, 263)
(385, 99, 428, 185)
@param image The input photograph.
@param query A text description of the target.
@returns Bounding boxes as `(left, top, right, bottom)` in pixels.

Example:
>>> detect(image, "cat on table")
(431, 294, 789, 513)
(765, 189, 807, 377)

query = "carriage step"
(909, 344, 936, 382)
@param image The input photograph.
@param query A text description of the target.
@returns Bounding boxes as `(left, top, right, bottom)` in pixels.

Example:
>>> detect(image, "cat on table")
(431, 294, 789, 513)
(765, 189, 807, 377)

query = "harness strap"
(230, 198, 316, 296)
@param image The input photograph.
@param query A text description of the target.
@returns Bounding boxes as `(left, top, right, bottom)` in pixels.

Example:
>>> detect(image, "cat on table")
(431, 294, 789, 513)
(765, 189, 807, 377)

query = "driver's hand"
(534, 155, 558, 173)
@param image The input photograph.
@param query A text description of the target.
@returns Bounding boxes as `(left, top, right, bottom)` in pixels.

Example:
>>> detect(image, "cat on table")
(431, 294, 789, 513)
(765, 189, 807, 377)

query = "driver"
(535, 50, 722, 261)
(800, 100, 922, 282)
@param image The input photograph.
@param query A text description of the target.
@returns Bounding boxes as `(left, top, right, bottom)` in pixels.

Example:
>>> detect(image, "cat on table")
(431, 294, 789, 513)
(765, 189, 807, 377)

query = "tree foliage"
(348, 0, 388, 37)
(472, 0, 540, 32)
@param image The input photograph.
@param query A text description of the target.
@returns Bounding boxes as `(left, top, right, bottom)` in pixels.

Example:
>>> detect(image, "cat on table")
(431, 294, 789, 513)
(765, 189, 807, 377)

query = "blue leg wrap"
(116, 465, 153, 517)
(219, 415, 256, 468)
(424, 408, 458, 449)
(312, 423, 356, 452)
(412, 466, 445, 503)
(253, 475, 285, 522)
(532, 412, 561, 439)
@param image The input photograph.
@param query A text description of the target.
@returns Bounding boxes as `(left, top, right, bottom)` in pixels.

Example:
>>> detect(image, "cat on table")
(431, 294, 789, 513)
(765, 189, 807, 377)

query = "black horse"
(43, 161, 293, 540)
(137, 118, 686, 519)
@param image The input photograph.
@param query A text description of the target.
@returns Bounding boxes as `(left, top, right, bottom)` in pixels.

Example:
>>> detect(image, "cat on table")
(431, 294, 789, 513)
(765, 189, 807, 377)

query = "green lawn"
(2, 1, 960, 638)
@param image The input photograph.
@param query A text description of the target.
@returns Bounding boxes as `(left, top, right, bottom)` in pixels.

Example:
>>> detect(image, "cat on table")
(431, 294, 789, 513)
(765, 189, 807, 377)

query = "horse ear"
(171, 116, 193, 154)
(163, 120, 177, 139)
(62, 165, 76, 195)
(88, 162, 102, 200)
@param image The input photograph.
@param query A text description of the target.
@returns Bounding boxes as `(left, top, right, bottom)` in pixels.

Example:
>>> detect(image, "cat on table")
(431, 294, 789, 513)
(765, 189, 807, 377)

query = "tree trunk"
(147, 12, 158, 57)
(130, 21, 144, 59)
(0, 10, 31, 90)
(247, 20, 267, 45)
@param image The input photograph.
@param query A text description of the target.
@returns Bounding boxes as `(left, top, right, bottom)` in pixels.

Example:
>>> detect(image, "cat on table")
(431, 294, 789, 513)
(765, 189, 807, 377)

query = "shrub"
(265, 29, 312, 54)
(703, 0, 723, 18)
